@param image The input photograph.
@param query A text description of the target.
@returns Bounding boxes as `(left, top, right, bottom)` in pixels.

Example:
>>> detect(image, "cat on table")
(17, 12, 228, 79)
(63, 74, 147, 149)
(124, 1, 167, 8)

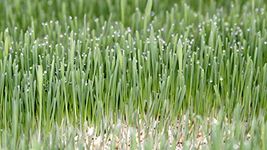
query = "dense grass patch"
(0, 0, 267, 149)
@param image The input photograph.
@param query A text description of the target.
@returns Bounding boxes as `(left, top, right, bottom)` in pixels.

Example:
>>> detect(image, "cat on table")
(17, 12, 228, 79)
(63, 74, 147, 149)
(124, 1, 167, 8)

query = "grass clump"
(0, 0, 267, 149)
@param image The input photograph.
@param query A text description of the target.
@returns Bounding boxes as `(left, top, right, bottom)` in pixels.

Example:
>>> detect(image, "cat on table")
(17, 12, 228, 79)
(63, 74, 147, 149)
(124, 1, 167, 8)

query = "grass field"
(0, 0, 267, 149)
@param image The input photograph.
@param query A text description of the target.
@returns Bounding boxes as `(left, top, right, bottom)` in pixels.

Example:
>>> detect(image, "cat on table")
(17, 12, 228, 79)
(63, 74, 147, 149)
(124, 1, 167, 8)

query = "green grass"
(0, 0, 267, 149)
